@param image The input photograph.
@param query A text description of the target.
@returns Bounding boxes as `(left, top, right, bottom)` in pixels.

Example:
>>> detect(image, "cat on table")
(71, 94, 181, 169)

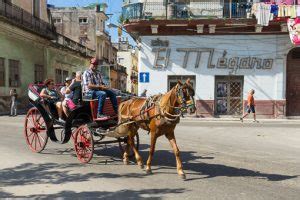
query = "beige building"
(50, 3, 122, 89)
(114, 38, 138, 94)
(0, 0, 94, 114)
(49, 3, 115, 63)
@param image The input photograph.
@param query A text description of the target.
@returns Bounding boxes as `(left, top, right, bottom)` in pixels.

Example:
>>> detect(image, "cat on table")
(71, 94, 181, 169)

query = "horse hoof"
(123, 160, 129, 165)
(139, 164, 144, 169)
(146, 169, 152, 174)
(179, 174, 186, 180)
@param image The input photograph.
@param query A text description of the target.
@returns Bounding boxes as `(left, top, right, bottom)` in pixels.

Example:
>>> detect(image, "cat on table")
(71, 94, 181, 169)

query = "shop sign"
(151, 47, 273, 71)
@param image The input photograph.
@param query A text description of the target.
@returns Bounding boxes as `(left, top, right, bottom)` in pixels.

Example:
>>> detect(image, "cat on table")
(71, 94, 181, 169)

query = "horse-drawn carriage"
(24, 83, 139, 163)
(25, 79, 196, 179)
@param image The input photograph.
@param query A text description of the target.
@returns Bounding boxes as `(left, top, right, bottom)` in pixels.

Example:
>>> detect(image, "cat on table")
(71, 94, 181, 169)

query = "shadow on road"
(1, 188, 186, 199)
(141, 150, 298, 182)
(0, 162, 185, 198)
(35, 142, 298, 183)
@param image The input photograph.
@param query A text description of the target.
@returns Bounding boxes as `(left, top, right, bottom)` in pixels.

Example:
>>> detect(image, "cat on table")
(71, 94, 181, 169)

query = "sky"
(47, 0, 132, 44)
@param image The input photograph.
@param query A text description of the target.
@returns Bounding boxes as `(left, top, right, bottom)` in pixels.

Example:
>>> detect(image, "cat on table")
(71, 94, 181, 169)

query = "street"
(0, 116, 300, 199)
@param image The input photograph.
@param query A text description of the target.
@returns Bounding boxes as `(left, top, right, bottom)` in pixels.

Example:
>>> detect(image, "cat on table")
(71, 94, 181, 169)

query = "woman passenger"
(40, 79, 64, 122)
(60, 77, 76, 117)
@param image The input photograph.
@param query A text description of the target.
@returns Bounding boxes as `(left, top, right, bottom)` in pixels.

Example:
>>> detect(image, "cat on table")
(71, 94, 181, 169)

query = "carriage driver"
(82, 57, 118, 119)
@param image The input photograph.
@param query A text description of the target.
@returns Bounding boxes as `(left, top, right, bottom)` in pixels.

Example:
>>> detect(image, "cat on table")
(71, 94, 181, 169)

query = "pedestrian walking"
(240, 89, 258, 122)
(9, 88, 17, 116)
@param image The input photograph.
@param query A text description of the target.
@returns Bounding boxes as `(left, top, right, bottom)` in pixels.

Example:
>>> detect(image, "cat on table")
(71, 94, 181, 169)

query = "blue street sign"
(139, 72, 150, 83)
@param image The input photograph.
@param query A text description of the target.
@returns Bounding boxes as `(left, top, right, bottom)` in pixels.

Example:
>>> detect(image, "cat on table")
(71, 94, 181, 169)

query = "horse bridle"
(175, 84, 196, 113)
(160, 83, 196, 122)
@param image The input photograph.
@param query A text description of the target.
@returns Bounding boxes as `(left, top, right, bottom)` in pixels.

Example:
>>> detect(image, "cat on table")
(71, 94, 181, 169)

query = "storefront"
(138, 35, 295, 118)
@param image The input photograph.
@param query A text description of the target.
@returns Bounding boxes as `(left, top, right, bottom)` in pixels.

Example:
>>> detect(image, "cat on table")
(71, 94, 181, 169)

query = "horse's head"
(175, 79, 196, 114)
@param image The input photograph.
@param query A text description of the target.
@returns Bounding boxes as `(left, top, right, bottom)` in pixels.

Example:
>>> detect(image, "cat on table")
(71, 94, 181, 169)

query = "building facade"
(122, 0, 298, 118)
(0, 0, 94, 114)
(50, 4, 117, 65)
(114, 38, 137, 94)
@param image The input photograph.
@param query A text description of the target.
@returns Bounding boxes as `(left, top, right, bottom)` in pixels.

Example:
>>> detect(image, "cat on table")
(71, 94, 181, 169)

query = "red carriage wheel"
(24, 107, 48, 153)
(73, 125, 94, 163)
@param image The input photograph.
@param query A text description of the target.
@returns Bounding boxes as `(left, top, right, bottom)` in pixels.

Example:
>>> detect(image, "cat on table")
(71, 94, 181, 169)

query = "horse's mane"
(159, 86, 178, 112)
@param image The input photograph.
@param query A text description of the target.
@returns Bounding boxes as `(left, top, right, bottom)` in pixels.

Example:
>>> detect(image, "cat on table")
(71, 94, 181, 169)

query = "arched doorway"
(286, 48, 300, 116)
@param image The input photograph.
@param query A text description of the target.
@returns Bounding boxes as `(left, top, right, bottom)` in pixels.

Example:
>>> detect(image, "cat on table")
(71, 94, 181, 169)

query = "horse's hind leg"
(128, 134, 144, 169)
(123, 138, 130, 165)
(146, 131, 157, 174)
(166, 132, 186, 179)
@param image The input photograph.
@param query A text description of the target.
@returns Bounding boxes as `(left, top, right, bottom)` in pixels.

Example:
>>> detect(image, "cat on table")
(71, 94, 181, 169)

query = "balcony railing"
(0, 0, 56, 39)
(122, 2, 252, 20)
(56, 34, 95, 57)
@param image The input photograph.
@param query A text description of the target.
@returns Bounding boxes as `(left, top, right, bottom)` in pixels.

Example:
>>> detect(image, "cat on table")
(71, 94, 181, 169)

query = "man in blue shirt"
(83, 58, 118, 119)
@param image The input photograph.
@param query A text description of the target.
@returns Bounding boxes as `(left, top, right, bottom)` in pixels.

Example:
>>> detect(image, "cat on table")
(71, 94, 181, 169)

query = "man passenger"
(82, 58, 118, 119)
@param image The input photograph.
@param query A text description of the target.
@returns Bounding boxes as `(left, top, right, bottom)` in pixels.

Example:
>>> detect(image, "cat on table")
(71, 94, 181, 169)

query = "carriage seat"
(83, 96, 121, 121)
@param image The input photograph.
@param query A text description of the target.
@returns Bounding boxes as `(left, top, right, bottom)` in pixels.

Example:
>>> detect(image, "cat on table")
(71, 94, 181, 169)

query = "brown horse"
(114, 79, 196, 179)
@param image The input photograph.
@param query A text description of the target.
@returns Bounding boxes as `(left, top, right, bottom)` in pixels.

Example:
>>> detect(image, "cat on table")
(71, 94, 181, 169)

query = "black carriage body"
(28, 84, 92, 144)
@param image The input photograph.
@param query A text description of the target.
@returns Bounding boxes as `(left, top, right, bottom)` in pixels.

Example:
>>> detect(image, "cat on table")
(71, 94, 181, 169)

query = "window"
(53, 18, 62, 24)
(55, 69, 62, 83)
(55, 69, 69, 84)
(0, 58, 5, 86)
(79, 17, 88, 24)
(33, 0, 40, 18)
(9, 59, 20, 87)
(34, 64, 44, 83)
(62, 70, 69, 82)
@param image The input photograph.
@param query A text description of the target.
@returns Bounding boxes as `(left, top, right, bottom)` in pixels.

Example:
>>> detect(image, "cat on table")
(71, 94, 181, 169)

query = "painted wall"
(0, 30, 45, 99)
(46, 47, 89, 81)
(138, 35, 292, 102)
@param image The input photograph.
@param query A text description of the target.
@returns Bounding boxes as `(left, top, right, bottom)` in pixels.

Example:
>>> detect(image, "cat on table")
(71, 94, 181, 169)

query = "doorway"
(168, 75, 196, 91)
(286, 48, 300, 116)
(215, 76, 244, 115)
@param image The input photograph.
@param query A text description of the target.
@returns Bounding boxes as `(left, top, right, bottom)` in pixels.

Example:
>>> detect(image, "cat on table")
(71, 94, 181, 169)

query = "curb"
(180, 117, 300, 124)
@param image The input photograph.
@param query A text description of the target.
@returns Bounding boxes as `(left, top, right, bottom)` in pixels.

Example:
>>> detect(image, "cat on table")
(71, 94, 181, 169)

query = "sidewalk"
(181, 116, 300, 124)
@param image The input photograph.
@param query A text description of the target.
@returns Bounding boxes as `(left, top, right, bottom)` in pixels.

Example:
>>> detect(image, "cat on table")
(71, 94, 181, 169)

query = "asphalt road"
(0, 116, 300, 199)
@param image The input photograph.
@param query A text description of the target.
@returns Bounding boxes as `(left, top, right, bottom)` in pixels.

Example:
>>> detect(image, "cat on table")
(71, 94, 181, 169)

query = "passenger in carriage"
(83, 57, 118, 119)
(60, 77, 76, 117)
(66, 71, 82, 105)
(40, 79, 64, 123)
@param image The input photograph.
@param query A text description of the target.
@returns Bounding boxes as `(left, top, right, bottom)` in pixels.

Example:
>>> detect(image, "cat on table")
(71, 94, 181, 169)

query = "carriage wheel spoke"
(30, 133, 36, 145)
(26, 130, 35, 138)
(34, 134, 37, 150)
(27, 118, 35, 128)
(38, 134, 45, 142)
(36, 133, 42, 148)
(31, 110, 36, 127)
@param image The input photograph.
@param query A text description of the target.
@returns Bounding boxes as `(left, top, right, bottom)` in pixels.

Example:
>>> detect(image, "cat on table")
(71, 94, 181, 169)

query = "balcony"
(56, 34, 95, 57)
(96, 29, 110, 40)
(0, 0, 56, 39)
(122, 1, 252, 21)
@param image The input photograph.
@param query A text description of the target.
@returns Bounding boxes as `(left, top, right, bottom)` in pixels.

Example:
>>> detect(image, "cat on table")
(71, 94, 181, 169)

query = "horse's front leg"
(128, 133, 144, 169)
(146, 131, 157, 174)
(166, 132, 186, 179)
